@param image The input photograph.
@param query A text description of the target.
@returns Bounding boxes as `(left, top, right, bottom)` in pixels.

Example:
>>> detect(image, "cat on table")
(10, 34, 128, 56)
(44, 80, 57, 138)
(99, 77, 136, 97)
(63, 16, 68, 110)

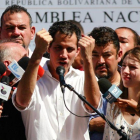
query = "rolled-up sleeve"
(12, 87, 36, 112)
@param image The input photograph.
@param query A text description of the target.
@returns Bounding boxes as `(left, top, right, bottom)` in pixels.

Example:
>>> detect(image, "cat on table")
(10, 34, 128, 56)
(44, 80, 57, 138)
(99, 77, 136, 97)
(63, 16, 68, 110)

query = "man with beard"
(89, 26, 122, 140)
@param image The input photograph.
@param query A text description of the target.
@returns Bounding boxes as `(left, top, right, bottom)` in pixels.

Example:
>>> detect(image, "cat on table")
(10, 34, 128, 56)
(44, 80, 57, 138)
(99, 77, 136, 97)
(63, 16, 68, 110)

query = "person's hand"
(78, 35, 95, 62)
(35, 28, 53, 55)
(0, 105, 3, 118)
(89, 117, 105, 132)
(115, 98, 137, 114)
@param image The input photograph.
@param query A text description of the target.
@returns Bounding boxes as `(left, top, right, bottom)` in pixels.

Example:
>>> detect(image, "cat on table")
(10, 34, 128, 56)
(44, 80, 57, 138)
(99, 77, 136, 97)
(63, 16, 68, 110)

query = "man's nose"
(98, 56, 105, 64)
(60, 49, 67, 58)
(12, 27, 20, 36)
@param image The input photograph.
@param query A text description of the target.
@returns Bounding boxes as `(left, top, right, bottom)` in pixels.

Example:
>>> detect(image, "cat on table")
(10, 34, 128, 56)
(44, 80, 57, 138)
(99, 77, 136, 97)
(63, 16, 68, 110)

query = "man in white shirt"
(12, 21, 101, 140)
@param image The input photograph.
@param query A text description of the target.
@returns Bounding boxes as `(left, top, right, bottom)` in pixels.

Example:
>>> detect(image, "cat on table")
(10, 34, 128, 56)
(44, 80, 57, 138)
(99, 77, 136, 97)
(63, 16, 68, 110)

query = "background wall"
(0, 0, 140, 51)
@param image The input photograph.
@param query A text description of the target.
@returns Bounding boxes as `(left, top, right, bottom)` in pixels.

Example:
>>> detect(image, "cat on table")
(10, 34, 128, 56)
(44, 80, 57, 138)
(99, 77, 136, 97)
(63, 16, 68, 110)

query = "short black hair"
(48, 21, 81, 46)
(68, 20, 84, 34)
(116, 27, 140, 46)
(89, 26, 120, 53)
(1, 4, 32, 27)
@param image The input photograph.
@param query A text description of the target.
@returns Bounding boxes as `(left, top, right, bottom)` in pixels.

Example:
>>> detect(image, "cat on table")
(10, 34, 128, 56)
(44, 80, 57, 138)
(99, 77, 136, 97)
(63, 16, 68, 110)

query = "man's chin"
(97, 75, 109, 79)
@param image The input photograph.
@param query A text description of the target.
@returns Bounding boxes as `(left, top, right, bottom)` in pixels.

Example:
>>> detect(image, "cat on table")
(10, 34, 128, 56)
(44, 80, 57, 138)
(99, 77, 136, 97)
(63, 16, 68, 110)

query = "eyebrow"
(92, 50, 113, 54)
(5, 24, 27, 27)
(119, 36, 128, 40)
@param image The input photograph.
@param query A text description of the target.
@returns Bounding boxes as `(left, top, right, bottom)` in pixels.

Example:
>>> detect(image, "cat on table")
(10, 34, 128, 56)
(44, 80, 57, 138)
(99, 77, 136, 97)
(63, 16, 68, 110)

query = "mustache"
(95, 63, 107, 69)
(11, 36, 23, 40)
(58, 58, 67, 61)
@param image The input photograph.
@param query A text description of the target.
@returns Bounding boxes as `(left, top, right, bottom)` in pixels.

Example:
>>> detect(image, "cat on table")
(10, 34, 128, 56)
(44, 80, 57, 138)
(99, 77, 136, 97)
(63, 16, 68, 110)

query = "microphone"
(8, 57, 45, 86)
(0, 76, 11, 104)
(37, 65, 45, 81)
(1, 76, 10, 85)
(0, 62, 6, 78)
(8, 57, 29, 86)
(98, 78, 122, 103)
(56, 66, 66, 93)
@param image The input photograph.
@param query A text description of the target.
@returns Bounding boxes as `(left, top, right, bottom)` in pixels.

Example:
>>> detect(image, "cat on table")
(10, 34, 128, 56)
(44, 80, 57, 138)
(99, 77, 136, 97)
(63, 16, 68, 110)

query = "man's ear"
(30, 26, 36, 40)
(3, 61, 11, 76)
(117, 49, 123, 63)
(75, 47, 80, 57)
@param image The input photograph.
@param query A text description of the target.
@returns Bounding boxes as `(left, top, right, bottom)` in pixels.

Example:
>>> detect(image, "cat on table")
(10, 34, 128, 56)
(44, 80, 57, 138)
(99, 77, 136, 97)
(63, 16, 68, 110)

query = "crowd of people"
(0, 4, 140, 140)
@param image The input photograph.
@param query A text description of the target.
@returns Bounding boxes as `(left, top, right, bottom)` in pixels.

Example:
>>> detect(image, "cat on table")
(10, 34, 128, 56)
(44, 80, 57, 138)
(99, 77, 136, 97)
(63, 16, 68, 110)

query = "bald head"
(0, 42, 27, 62)
(0, 42, 27, 76)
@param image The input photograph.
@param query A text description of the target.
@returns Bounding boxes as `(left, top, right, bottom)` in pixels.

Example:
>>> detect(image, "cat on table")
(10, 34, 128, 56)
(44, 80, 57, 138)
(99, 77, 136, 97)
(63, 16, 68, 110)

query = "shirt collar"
(44, 60, 83, 77)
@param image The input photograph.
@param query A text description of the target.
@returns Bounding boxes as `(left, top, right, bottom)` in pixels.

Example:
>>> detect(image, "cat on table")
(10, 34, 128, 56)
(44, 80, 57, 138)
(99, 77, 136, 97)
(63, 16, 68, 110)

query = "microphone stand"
(63, 83, 130, 140)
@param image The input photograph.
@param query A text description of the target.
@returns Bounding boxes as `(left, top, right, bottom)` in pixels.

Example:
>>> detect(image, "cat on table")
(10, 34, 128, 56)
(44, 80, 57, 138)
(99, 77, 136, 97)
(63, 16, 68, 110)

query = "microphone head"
(98, 78, 112, 94)
(9, 57, 29, 84)
(37, 65, 45, 80)
(56, 66, 65, 76)
(1, 76, 10, 85)
(18, 56, 30, 70)
(0, 62, 6, 76)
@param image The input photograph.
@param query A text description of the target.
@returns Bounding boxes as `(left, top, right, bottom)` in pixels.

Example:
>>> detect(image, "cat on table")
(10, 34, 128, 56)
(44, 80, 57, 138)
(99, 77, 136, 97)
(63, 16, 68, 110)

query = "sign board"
(0, 0, 140, 51)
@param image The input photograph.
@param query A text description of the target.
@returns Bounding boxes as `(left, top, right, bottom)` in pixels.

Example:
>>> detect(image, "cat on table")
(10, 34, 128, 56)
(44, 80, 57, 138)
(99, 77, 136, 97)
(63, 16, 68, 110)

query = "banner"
(0, 0, 140, 50)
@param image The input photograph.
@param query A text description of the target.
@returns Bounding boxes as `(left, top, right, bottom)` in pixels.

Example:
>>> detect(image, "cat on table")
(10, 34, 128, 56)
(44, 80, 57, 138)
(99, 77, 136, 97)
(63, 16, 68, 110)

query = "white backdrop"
(0, 0, 140, 51)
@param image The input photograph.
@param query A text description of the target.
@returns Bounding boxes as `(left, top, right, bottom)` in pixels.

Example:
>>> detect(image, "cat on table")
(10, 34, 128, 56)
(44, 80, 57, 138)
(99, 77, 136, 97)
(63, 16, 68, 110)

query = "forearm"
(78, 35, 101, 110)
(83, 58, 101, 109)
(16, 49, 43, 108)
(16, 29, 52, 108)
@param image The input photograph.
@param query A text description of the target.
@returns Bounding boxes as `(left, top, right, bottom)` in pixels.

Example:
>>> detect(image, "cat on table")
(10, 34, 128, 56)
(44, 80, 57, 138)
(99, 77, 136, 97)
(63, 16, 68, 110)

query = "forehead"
(53, 32, 77, 47)
(123, 55, 139, 64)
(2, 11, 30, 25)
(115, 29, 134, 39)
(93, 43, 117, 53)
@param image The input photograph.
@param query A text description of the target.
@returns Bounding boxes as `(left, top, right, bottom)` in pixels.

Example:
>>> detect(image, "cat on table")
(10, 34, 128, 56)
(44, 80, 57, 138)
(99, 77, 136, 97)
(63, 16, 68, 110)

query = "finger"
(80, 36, 94, 44)
(0, 106, 3, 110)
(117, 98, 129, 103)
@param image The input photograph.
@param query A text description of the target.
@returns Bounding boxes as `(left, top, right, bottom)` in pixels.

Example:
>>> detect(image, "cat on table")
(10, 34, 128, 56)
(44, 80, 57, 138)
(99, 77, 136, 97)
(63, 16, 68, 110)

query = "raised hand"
(35, 28, 53, 55)
(78, 35, 95, 62)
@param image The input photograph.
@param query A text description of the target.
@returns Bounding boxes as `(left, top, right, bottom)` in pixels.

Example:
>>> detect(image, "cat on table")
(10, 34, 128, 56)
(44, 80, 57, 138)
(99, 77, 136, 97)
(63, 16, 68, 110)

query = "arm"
(89, 117, 105, 132)
(78, 35, 101, 109)
(15, 29, 53, 108)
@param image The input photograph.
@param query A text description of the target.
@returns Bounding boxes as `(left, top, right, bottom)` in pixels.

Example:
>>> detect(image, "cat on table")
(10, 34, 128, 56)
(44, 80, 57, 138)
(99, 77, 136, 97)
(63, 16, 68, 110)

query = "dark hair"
(48, 21, 81, 46)
(122, 47, 140, 64)
(68, 20, 84, 34)
(1, 4, 32, 27)
(120, 47, 140, 99)
(116, 27, 140, 46)
(89, 26, 120, 53)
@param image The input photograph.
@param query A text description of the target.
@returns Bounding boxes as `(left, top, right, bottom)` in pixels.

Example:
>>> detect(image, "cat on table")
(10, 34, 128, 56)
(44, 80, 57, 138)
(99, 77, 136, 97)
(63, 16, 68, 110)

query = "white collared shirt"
(12, 60, 91, 140)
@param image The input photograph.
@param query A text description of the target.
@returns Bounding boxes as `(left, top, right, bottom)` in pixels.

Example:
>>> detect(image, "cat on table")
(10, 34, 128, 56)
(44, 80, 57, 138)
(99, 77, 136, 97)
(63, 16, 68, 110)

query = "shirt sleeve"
(82, 95, 107, 115)
(12, 87, 36, 112)
(91, 97, 107, 117)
